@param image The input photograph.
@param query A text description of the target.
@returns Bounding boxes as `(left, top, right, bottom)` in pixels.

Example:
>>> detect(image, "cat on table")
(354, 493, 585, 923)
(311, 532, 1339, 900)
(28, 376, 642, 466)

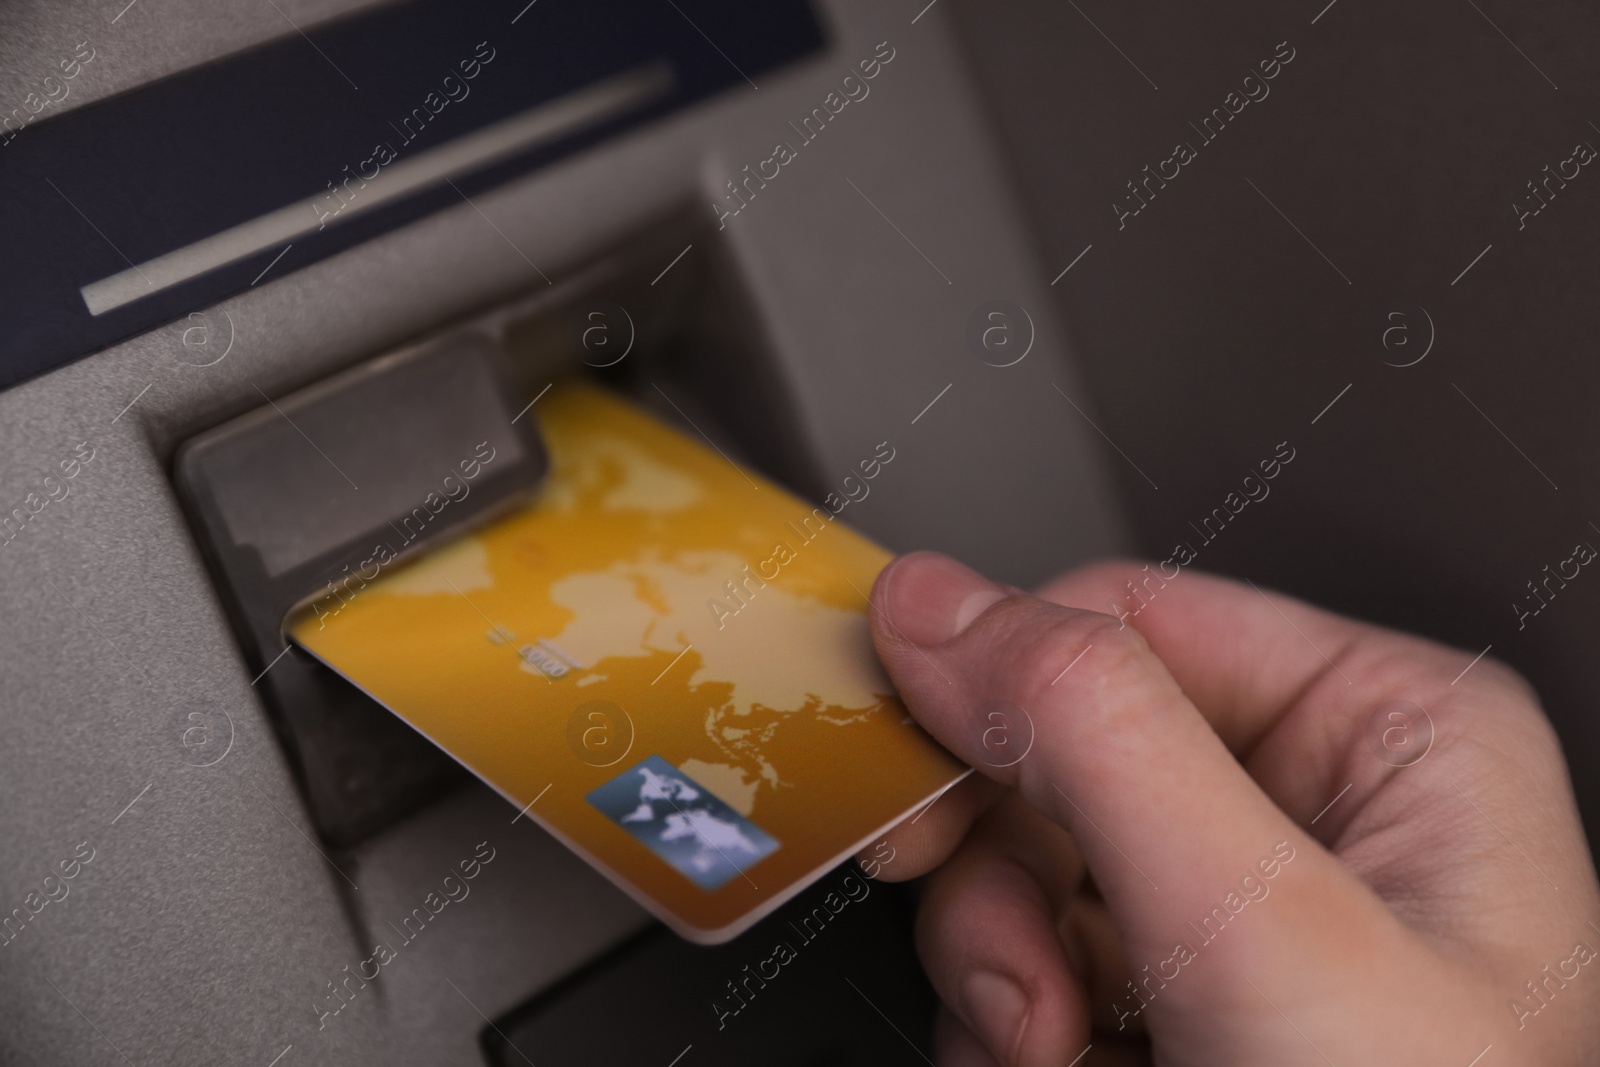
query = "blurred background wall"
(947, 0, 1600, 844)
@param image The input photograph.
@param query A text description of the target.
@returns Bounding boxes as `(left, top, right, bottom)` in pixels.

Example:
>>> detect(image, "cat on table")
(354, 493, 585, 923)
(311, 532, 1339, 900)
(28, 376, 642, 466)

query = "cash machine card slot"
(175, 334, 550, 845)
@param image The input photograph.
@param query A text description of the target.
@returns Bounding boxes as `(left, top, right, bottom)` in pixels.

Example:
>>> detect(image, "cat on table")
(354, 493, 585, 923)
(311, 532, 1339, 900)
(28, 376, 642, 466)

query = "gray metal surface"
(0, 2, 1127, 1064)
(0, 0, 387, 121)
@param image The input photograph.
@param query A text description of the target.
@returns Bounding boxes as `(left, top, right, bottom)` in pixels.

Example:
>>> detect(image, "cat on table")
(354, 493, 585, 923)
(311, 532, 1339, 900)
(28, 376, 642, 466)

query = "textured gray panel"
(0, 0, 386, 122)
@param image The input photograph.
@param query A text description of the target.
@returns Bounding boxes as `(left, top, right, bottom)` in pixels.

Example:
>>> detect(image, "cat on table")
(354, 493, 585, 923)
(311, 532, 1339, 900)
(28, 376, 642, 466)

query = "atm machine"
(0, 1, 1125, 1062)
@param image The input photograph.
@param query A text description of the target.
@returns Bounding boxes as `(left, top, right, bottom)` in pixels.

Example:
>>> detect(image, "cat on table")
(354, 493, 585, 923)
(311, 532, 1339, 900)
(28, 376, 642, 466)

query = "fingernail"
(880, 552, 1007, 646)
(961, 971, 1030, 1066)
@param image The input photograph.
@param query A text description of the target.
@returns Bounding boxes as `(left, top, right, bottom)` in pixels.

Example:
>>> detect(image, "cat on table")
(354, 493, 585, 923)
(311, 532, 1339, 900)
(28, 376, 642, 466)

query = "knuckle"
(1420, 642, 1544, 714)
(995, 599, 1154, 707)
(1038, 557, 1152, 600)
(1073, 557, 1153, 588)
(1453, 655, 1561, 747)
(1474, 654, 1541, 705)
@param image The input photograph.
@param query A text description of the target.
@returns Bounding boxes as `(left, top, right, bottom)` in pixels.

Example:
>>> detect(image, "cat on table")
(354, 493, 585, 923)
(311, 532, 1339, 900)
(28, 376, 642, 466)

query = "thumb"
(870, 552, 1381, 970)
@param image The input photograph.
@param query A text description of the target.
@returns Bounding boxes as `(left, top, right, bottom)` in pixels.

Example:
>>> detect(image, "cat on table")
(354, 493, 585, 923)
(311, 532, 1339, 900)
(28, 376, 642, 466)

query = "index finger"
(1028, 558, 1561, 866)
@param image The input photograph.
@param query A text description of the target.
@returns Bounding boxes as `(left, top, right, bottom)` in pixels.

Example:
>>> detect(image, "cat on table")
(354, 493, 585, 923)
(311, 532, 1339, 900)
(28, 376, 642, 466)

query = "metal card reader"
(175, 333, 548, 845)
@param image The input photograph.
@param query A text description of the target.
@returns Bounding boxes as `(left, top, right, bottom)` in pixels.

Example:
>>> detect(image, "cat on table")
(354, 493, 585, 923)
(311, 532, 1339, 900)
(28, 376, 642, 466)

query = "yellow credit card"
(288, 379, 968, 942)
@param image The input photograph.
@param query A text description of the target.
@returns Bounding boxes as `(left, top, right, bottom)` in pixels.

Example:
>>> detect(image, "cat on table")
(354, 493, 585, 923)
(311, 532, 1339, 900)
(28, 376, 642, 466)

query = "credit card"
(288, 380, 968, 942)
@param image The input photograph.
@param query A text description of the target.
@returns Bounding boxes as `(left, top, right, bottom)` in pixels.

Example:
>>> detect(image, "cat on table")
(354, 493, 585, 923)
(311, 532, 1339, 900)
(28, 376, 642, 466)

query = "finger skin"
(1060, 894, 1142, 1034)
(917, 801, 1090, 1067)
(1030, 558, 1543, 783)
(855, 774, 1006, 883)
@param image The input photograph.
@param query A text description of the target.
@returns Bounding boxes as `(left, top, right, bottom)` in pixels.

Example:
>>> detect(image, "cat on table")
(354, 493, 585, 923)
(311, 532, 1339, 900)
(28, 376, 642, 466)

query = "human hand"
(859, 552, 1600, 1066)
